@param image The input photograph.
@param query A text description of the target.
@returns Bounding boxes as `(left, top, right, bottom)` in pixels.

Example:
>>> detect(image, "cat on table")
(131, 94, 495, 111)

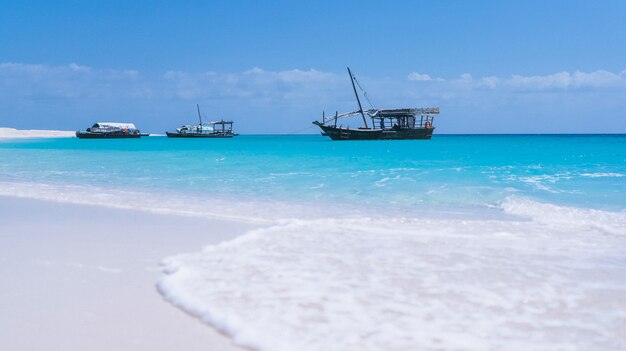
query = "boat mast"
(197, 104, 203, 125)
(347, 67, 368, 129)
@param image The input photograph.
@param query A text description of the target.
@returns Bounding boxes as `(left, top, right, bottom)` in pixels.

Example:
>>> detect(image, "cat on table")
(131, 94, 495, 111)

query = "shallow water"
(1, 134, 625, 214)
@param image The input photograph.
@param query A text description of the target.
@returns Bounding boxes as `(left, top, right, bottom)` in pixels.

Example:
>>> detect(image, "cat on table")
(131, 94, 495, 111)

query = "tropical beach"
(1, 133, 625, 350)
(2, 1, 626, 350)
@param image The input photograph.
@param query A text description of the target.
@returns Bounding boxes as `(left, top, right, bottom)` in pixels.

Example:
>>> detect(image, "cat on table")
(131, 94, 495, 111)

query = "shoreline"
(0, 127, 75, 139)
(0, 195, 255, 351)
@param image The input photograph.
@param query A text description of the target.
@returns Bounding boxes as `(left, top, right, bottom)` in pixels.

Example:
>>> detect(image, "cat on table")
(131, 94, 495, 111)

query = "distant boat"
(313, 68, 439, 140)
(76, 122, 147, 139)
(166, 105, 239, 138)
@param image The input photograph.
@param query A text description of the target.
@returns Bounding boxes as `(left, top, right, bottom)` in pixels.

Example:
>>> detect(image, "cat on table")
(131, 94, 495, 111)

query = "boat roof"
(93, 122, 137, 129)
(367, 108, 439, 118)
(180, 123, 214, 128)
(181, 121, 232, 126)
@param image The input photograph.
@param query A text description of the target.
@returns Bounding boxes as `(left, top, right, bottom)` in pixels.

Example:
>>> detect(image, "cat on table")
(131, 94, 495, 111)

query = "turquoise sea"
(2, 134, 626, 350)
(1, 134, 625, 215)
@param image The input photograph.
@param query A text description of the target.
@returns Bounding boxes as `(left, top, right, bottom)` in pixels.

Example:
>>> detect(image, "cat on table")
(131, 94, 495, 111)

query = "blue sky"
(1, 0, 625, 133)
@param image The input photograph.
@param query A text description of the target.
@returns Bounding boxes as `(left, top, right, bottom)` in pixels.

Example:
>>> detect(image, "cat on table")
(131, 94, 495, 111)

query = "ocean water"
(1, 135, 625, 350)
(1, 135, 625, 215)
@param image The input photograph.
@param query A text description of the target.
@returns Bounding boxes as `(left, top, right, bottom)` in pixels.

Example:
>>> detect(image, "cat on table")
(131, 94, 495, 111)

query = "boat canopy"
(367, 108, 439, 118)
(180, 124, 214, 132)
(92, 122, 137, 130)
(208, 120, 234, 125)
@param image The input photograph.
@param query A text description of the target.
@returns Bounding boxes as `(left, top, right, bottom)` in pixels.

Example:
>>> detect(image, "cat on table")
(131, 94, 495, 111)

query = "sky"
(1, 0, 625, 134)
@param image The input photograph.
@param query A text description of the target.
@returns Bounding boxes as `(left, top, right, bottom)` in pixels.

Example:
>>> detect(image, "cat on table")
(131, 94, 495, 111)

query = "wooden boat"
(76, 122, 143, 139)
(166, 105, 239, 138)
(313, 68, 439, 140)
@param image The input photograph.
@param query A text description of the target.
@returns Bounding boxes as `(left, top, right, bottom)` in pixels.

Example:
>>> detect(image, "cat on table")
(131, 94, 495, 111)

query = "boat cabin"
(77, 121, 143, 138)
(177, 124, 215, 135)
(209, 120, 235, 135)
(367, 108, 439, 130)
(87, 122, 138, 133)
(175, 120, 235, 135)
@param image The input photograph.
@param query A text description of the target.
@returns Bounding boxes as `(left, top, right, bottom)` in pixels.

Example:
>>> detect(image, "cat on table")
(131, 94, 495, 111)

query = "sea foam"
(159, 197, 626, 351)
(2, 180, 625, 350)
(0, 180, 307, 224)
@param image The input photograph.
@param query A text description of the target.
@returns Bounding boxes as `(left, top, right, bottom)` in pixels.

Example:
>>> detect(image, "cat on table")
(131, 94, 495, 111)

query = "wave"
(501, 196, 626, 236)
(3, 180, 624, 350)
(0, 180, 277, 224)
(580, 172, 625, 178)
(159, 197, 626, 351)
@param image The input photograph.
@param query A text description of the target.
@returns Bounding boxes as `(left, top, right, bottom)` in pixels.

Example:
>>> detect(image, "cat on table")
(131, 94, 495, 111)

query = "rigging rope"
(352, 74, 375, 110)
(253, 124, 318, 141)
(286, 124, 318, 135)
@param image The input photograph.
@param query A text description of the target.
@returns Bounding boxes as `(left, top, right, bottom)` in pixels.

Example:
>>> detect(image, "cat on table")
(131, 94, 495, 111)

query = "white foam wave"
(580, 172, 625, 178)
(514, 174, 573, 193)
(501, 196, 626, 236)
(0, 181, 277, 224)
(159, 199, 626, 351)
(0, 180, 380, 225)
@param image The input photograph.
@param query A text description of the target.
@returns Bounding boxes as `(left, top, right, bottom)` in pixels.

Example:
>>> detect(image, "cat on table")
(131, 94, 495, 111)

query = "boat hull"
(165, 132, 238, 138)
(314, 123, 434, 140)
(76, 131, 141, 139)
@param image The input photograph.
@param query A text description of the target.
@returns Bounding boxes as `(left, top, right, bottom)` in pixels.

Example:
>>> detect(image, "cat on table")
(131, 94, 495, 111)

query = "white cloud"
(2, 63, 626, 133)
(480, 76, 500, 89)
(0, 62, 49, 74)
(0, 62, 150, 99)
(243, 67, 337, 84)
(68, 63, 91, 73)
(459, 73, 473, 82)
(407, 72, 432, 81)
(162, 67, 341, 101)
(506, 70, 625, 90)
(407, 69, 626, 91)
(446, 69, 626, 91)
(0, 63, 246, 101)
(1, 62, 93, 75)
(3, 63, 625, 105)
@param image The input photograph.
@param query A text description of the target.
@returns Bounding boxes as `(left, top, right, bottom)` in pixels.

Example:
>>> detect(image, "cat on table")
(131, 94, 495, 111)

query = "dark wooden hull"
(314, 123, 435, 140)
(165, 132, 238, 138)
(76, 131, 141, 139)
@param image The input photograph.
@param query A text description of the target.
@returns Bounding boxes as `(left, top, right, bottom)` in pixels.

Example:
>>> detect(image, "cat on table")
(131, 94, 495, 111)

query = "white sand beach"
(0, 127, 75, 139)
(0, 196, 252, 351)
